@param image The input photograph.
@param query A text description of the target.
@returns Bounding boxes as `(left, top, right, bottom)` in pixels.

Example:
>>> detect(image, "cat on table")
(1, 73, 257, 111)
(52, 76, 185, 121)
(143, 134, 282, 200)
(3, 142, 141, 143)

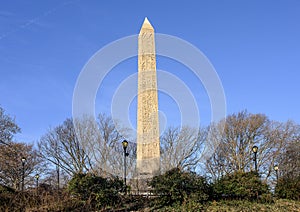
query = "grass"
(144, 199, 300, 212)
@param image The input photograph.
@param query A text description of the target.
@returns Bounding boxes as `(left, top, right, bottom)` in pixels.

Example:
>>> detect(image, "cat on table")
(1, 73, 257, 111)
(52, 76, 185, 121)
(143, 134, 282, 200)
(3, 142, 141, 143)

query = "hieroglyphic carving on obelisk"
(136, 17, 160, 178)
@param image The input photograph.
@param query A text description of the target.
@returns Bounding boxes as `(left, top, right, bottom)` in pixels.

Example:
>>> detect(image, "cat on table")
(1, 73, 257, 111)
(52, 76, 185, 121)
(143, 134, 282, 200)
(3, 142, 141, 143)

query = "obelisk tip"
(141, 17, 153, 30)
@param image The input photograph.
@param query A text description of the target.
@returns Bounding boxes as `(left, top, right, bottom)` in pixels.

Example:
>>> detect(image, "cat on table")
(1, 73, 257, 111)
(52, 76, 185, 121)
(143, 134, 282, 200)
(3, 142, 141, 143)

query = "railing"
(126, 190, 169, 198)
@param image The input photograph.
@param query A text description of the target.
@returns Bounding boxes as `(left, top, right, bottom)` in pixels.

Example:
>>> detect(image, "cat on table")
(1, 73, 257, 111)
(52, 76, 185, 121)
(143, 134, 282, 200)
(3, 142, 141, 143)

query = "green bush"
(275, 175, 300, 200)
(212, 171, 270, 201)
(148, 168, 211, 207)
(205, 199, 300, 211)
(68, 173, 123, 209)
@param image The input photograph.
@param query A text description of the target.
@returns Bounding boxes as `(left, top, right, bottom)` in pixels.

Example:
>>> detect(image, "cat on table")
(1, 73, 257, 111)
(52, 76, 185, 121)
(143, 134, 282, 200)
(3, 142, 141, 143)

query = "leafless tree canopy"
(0, 107, 20, 145)
(160, 126, 206, 173)
(206, 111, 300, 183)
(0, 142, 41, 190)
(38, 114, 135, 179)
(80, 114, 137, 178)
(276, 126, 300, 180)
(38, 118, 92, 176)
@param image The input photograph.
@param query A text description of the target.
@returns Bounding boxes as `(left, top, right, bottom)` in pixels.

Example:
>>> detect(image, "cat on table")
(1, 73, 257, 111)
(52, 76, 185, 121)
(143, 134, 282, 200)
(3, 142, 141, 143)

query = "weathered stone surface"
(136, 18, 160, 179)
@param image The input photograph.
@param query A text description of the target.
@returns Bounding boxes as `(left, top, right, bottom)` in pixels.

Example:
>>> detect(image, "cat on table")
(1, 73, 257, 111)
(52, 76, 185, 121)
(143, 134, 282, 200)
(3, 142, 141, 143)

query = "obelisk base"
(137, 157, 160, 178)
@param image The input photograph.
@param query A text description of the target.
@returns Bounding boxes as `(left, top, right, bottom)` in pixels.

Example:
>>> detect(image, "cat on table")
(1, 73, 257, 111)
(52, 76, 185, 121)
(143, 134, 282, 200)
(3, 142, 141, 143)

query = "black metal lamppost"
(274, 164, 279, 182)
(21, 157, 26, 192)
(35, 174, 40, 195)
(122, 140, 129, 194)
(252, 146, 258, 172)
(35, 174, 40, 188)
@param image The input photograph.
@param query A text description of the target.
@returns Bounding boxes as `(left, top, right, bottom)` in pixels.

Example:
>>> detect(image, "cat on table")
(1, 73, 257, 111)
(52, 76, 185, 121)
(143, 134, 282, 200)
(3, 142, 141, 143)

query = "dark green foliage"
(212, 171, 270, 201)
(0, 184, 15, 210)
(68, 173, 124, 209)
(148, 168, 211, 207)
(0, 184, 15, 193)
(275, 175, 300, 200)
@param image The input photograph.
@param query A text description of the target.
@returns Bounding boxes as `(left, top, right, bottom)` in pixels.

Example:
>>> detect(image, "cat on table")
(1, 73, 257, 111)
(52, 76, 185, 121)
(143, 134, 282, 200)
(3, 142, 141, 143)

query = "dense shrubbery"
(275, 175, 300, 200)
(0, 184, 15, 195)
(0, 184, 15, 210)
(149, 168, 211, 207)
(1, 172, 300, 211)
(148, 169, 273, 208)
(212, 171, 270, 201)
(68, 173, 124, 209)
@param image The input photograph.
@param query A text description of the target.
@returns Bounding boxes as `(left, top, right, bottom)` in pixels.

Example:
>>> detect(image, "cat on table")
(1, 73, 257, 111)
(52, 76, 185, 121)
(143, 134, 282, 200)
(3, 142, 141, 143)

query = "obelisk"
(136, 17, 160, 178)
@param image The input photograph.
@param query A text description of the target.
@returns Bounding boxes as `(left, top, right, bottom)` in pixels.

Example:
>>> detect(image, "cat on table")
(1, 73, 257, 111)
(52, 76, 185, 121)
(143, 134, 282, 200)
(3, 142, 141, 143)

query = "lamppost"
(252, 146, 258, 173)
(274, 164, 279, 182)
(122, 140, 129, 194)
(21, 157, 26, 192)
(35, 174, 39, 195)
(35, 174, 40, 188)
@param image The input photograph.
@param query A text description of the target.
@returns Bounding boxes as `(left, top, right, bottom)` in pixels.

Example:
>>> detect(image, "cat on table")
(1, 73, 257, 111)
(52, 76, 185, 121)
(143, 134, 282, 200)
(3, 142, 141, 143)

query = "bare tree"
(160, 126, 206, 173)
(0, 141, 42, 190)
(258, 120, 299, 183)
(275, 122, 300, 180)
(38, 118, 92, 177)
(39, 114, 134, 181)
(0, 106, 20, 145)
(81, 114, 135, 178)
(206, 111, 299, 183)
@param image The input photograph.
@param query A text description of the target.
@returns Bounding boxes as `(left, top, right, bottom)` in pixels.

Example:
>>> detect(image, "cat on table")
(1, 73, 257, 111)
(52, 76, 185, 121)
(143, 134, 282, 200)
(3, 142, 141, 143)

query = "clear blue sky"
(1, 0, 300, 143)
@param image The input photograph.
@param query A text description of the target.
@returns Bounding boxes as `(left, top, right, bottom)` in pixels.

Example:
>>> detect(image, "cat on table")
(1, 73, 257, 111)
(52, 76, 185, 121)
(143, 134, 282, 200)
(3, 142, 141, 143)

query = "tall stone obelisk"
(136, 17, 160, 178)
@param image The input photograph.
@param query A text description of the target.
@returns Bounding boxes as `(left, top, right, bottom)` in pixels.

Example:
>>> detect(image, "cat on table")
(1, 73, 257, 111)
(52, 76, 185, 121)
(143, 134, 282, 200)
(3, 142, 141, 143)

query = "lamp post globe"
(122, 140, 128, 150)
(21, 157, 26, 164)
(274, 164, 279, 182)
(252, 146, 258, 153)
